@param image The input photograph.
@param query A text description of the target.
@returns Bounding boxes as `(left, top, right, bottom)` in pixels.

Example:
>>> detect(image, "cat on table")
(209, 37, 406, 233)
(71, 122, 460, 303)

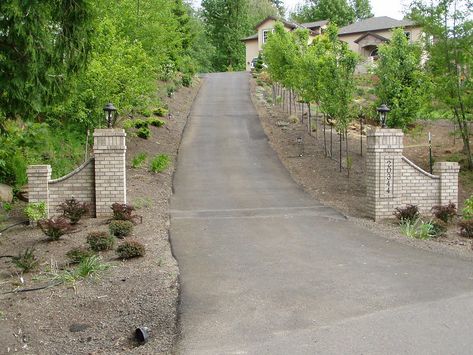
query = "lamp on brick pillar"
(93, 129, 127, 217)
(366, 128, 404, 221)
(433, 162, 460, 207)
(377, 104, 390, 128)
(26, 165, 51, 218)
(103, 103, 117, 128)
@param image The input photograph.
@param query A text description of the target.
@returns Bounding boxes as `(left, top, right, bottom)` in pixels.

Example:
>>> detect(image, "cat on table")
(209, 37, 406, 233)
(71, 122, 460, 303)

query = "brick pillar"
(433, 162, 460, 207)
(27, 165, 52, 218)
(366, 128, 404, 221)
(93, 129, 127, 217)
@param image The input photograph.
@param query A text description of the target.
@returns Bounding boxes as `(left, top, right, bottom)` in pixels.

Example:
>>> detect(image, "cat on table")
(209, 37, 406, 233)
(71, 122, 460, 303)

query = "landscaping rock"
(0, 184, 13, 202)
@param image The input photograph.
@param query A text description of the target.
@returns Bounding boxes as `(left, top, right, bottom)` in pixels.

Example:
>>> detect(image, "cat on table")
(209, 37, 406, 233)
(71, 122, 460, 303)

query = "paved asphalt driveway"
(170, 72, 473, 354)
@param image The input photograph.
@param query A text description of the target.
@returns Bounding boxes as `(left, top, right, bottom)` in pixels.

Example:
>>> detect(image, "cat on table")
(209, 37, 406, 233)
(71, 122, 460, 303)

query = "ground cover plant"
(150, 154, 170, 173)
(86, 232, 115, 252)
(66, 247, 96, 264)
(132, 153, 148, 169)
(12, 248, 39, 273)
(117, 240, 146, 259)
(109, 220, 134, 238)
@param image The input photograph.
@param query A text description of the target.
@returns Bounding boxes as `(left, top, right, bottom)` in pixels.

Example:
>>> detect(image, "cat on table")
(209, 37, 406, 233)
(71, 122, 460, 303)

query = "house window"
(263, 30, 270, 44)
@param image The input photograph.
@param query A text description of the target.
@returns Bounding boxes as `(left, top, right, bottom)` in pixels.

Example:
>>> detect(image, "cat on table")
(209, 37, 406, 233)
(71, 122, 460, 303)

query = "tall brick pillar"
(366, 129, 404, 221)
(433, 162, 460, 207)
(27, 165, 52, 218)
(93, 129, 127, 217)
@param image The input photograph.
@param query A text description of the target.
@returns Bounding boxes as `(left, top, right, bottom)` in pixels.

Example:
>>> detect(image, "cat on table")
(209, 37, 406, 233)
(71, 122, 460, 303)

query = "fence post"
(366, 128, 404, 221)
(27, 165, 52, 217)
(93, 129, 127, 217)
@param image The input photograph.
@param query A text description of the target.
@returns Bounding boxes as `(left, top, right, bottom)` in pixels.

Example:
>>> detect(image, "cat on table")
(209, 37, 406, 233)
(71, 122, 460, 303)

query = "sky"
(191, 0, 410, 20)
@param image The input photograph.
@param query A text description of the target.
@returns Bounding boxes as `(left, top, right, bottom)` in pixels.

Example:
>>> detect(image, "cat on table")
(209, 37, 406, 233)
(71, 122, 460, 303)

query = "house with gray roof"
(338, 16, 421, 59)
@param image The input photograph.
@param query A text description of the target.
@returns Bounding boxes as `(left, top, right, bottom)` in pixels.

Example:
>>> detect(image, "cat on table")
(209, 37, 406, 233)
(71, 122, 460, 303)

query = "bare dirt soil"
(251, 77, 473, 258)
(0, 80, 201, 354)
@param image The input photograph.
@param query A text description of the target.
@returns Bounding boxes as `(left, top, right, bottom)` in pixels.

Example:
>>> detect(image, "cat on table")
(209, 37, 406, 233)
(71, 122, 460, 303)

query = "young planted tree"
(374, 27, 427, 129)
(410, 0, 472, 169)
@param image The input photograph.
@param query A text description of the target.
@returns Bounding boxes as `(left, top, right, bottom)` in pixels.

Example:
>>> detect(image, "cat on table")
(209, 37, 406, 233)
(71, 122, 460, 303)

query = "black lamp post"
(297, 136, 304, 157)
(377, 104, 390, 128)
(103, 103, 117, 128)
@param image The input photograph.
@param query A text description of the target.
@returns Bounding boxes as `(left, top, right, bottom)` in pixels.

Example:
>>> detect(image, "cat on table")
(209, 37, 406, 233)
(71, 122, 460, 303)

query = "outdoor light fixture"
(297, 137, 304, 157)
(377, 104, 390, 128)
(103, 102, 117, 128)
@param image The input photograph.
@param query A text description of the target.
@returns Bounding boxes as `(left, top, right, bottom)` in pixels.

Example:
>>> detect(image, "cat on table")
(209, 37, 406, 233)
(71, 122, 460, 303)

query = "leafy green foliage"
(12, 249, 39, 273)
(150, 154, 171, 173)
(58, 198, 89, 225)
(38, 217, 72, 241)
(117, 240, 146, 259)
(24, 202, 47, 222)
(74, 255, 110, 278)
(153, 107, 168, 117)
(147, 118, 166, 127)
(400, 218, 435, 240)
(375, 28, 427, 129)
(86, 231, 115, 252)
(137, 127, 151, 139)
(66, 247, 95, 264)
(132, 153, 148, 169)
(109, 220, 134, 239)
(290, 0, 356, 26)
(462, 195, 473, 220)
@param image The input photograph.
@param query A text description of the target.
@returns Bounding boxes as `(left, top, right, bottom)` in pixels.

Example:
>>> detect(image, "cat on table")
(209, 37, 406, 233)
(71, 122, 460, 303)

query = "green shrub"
(24, 202, 47, 222)
(109, 220, 134, 238)
(400, 218, 435, 240)
(147, 118, 166, 127)
(74, 255, 110, 278)
(86, 231, 115, 251)
(462, 195, 473, 220)
(38, 217, 72, 241)
(66, 247, 95, 264)
(430, 219, 448, 238)
(153, 107, 168, 117)
(123, 119, 148, 129)
(116, 240, 145, 259)
(459, 220, 473, 238)
(150, 154, 170, 173)
(394, 204, 419, 222)
(182, 74, 193, 87)
(58, 197, 89, 224)
(139, 109, 152, 117)
(137, 127, 151, 139)
(12, 248, 39, 273)
(132, 153, 148, 169)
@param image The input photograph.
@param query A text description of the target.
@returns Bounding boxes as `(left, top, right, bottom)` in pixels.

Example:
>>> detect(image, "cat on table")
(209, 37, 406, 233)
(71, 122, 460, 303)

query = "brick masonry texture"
(27, 129, 127, 218)
(366, 128, 459, 221)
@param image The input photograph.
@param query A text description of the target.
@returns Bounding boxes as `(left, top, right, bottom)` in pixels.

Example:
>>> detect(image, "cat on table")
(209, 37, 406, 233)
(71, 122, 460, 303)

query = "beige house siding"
(245, 39, 259, 71)
(339, 26, 423, 58)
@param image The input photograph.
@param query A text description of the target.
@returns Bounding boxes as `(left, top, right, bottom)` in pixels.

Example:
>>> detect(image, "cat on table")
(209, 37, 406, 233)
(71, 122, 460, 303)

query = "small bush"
(430, 219, 448, 238)
(111, 203, 136, 222)
(58, 198, 89, 224)
(137, 127, 151, 139)
(132, 153, 148, 169)
(153, 107, 168, 117)
(462, 195, 473, 220)
(400, 218, 435, 240)
(431, 202, 456, 223)
(24, 202, 47, 222)
(66, 247, 95, 264)
(394, 204, 419, 222)
(116, 240, 145, 259)
(123, 119, 148, 129)
(109, 220, 134, 238)
(87, 231, 115, 251)
(38, 217, 72, 241)
(139, 109, 152, 117)
(12, 248, 39, 273)
(459, 220, 473, 238)
(75, 255, 110, 278)
(182, 74, 193, 87)
(147, 118, 166, 127)
(150, 154, 170, 173)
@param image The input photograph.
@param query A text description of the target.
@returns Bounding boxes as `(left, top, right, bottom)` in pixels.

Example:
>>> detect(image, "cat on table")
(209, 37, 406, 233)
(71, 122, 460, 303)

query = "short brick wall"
(27, 129, 126, 218)
(366, 128, 459, 221)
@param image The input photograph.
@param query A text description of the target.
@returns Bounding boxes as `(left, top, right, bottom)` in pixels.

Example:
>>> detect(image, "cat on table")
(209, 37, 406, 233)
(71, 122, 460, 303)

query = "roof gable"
(339, 16, 417, 35)
(354, 32, 389, 43)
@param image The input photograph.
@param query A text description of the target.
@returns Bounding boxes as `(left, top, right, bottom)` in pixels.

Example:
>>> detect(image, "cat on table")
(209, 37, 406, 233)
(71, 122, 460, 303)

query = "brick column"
(433, 162, 460, 207)
(27, 165, 51, 218)
(93, 129, 127, 217)
(366, 128, 404, 221)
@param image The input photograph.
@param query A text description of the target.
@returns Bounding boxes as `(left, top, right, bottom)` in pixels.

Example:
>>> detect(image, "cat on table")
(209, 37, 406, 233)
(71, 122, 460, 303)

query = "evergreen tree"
(290, 0, 355, 26)
(202, 0, 249, 71)
(350, 0, 373, 20)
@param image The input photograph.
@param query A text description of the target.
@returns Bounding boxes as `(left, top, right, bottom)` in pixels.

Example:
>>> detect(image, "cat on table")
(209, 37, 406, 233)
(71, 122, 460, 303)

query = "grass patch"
(131, 153, 148, 169)
(150, 154, 170, 173)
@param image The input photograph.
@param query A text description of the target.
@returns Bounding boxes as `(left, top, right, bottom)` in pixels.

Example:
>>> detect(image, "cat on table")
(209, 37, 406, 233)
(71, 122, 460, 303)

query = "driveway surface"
(170, 72, 473, 354)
